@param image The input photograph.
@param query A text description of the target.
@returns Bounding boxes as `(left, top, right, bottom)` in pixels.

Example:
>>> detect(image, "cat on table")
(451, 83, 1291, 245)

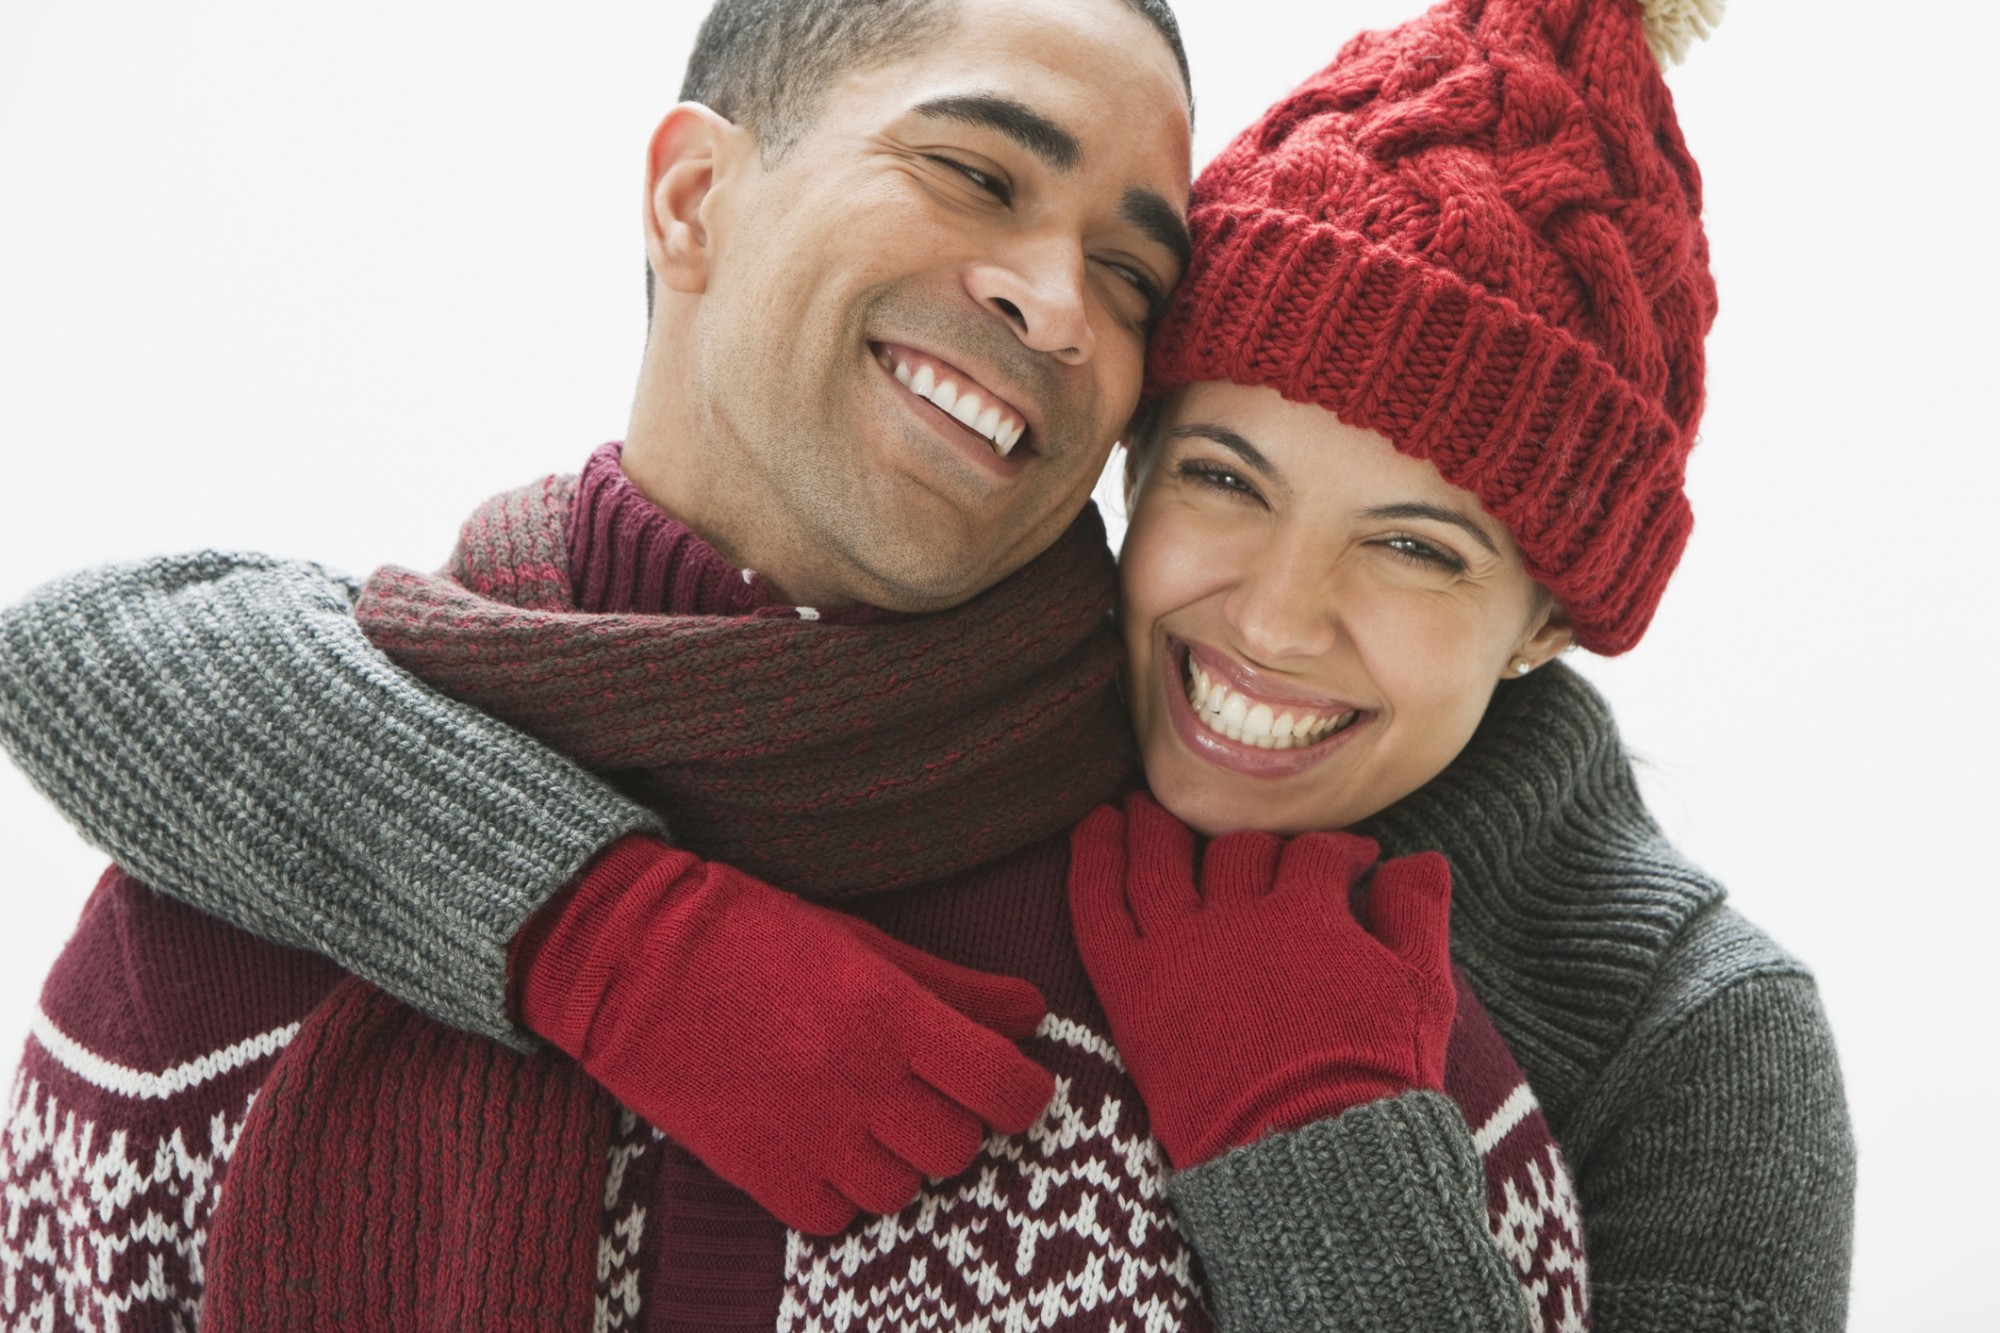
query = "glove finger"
(872, 1095, 987, 1181)
(826, 1141, 926, 1219)
(1122, 790, 1202, 934)
(1069, 802, 1128, 887)
(1199, 830, 1283, 906)
(1070, 804, 1141, 969)
(833, 913, 1049, 1040)
(1363, 852, 1454, 978)
(909, 1020, 1056, 1137)
(751, 1170, 859, 1238)
(1274, 830, 1382, 909)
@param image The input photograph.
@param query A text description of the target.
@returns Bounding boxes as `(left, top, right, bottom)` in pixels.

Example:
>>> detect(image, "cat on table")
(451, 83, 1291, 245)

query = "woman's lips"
(1159, 638, 1368, 780)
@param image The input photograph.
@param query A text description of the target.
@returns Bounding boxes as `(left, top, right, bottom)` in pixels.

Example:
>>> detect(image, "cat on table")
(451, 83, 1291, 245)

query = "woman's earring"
(1512, 658, 1533, 677)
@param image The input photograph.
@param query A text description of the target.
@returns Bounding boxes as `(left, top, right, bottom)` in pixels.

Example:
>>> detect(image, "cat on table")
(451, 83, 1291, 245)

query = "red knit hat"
(1147, 0, 1722, 653)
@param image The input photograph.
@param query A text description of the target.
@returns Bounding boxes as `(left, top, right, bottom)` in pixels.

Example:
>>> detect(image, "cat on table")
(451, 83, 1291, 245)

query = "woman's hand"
(1068, 791, 1455, 1170)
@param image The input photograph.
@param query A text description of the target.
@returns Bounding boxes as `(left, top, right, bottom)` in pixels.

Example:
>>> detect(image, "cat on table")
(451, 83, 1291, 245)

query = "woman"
(1052, 2, 1854, 1322)
(0, 0, 1852, 1327)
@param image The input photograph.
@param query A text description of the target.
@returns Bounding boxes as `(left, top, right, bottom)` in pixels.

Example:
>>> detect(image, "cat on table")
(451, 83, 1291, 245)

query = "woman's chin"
(1143, 751, 1318, 837)
(1139, 731, 1420, 836)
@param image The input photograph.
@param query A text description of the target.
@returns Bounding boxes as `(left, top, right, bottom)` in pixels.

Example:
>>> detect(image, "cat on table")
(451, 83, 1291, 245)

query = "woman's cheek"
(1348, 585, 1494, 789)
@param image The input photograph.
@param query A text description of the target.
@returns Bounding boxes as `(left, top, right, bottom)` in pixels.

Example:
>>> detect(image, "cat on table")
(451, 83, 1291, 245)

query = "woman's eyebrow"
(1166, 424, 1282, 483)
(1360, 502, 1501, 556)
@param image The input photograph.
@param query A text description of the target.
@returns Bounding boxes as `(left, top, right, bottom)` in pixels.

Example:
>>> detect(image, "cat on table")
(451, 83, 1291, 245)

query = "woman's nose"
(965, 241, 1096, 367)
(1222, 554, 1340, 666)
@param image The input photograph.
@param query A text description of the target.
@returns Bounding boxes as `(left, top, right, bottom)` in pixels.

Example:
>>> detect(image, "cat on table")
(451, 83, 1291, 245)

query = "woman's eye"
(1383, 534, 1465, 573)
(1176, 459, 1258, 499)
(930, 156, 1010, 204)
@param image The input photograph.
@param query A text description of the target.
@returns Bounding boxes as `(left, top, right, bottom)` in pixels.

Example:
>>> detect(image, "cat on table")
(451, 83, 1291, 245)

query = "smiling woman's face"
(1120, 380, 1574, 836)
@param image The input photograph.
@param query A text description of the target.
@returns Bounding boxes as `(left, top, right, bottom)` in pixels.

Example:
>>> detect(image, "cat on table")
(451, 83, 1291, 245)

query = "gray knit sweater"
(0, 555, 1855, 1330)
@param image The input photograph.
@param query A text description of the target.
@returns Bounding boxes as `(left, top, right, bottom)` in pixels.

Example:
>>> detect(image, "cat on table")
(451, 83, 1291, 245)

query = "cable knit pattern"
(0, 553, 659, 1048)
(1148, 0, 1718, 652)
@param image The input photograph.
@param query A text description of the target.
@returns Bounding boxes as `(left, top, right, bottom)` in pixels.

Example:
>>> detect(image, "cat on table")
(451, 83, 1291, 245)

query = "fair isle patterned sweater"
(4, 848, 1580, 1332)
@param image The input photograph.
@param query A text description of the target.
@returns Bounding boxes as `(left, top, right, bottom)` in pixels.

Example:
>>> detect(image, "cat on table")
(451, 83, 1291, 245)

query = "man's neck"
(620, 370, 854, 610)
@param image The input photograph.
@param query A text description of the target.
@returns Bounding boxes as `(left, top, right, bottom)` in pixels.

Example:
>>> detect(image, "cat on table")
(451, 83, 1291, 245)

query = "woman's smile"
(1159, 636, 1371, 780)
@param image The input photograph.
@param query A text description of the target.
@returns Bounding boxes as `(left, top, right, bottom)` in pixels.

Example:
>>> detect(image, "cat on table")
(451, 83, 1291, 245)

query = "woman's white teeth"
(1186, 662, 1355, 748)
(880, 350, 1026, 456)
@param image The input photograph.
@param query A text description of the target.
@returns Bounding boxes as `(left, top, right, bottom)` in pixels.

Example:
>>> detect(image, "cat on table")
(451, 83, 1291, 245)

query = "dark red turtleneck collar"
(565, 442, 786, 617)
(566, 443, 898, 626)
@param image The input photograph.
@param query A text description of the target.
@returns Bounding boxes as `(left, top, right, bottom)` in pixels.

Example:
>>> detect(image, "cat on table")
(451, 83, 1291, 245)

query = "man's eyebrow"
(1122, 188, 1192, 275)
(1360, 502, 1502, 557)
(1167, 425, 1282, 484)
(911, 94, 1080, 172)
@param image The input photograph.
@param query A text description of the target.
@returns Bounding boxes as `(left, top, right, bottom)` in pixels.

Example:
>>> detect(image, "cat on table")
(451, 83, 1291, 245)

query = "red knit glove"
(1068, 792, 1455, 1170)
(514, 835, 1056, 1235)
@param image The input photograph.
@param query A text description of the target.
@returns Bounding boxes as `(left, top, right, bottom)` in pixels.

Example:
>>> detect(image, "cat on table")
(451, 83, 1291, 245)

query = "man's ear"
(644, 103, 742, 297)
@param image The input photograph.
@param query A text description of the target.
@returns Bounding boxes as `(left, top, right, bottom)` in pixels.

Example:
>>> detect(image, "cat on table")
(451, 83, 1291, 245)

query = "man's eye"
(929, 156, 1010, 204)
(1104, 260, 1161, 305)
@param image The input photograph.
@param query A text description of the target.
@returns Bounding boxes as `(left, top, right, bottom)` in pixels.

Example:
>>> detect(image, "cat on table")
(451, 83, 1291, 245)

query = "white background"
(2, 1, 1994, 1325)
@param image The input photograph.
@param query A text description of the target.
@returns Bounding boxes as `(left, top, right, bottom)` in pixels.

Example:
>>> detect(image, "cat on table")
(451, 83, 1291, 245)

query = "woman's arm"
(1567, 921, 1855, 1330)
(1171, 914, 1855, 1333)
(1170, 1091, 1531, 1330)
(1069, 794, 1541, 1329)
(0, 552, 660, 1046)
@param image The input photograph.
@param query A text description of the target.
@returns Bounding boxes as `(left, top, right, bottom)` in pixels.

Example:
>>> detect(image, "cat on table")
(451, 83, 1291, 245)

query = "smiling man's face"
(665, 0, 1192, 611)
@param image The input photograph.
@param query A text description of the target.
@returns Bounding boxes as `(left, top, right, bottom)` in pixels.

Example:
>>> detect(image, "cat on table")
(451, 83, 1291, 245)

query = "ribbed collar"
(565, 442, 785, 617)
(564, 443, 903, 625)
(1361, 663, 1726, 1128)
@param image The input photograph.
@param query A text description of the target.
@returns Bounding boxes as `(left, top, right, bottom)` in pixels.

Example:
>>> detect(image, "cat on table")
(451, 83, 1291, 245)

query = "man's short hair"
(681, 0, 1192, 162)
(649, 0, 1191, 317)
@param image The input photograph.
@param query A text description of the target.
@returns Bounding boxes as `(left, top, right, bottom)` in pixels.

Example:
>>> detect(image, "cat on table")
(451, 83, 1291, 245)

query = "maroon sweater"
(1, 450, 1583, 1330)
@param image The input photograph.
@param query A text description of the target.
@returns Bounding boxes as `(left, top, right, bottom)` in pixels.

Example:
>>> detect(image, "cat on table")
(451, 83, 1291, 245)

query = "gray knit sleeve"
(0, 553, 662, 1048)
(1573, 963, 1856, 1333)
(1168, 1091, 1530, 1332)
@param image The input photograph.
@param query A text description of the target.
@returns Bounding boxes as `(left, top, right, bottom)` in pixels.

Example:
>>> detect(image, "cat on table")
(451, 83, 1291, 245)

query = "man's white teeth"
(879, 350, 1027, 456)
(1185, 661, 1356, 749)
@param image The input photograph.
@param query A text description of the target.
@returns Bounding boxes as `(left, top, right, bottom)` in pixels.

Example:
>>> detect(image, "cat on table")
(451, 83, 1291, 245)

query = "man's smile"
(872, 341, 1032, 457)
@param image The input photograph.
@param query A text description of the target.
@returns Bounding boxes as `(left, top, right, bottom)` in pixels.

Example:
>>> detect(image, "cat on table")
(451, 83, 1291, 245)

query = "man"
(0, 0, 1279, 1327)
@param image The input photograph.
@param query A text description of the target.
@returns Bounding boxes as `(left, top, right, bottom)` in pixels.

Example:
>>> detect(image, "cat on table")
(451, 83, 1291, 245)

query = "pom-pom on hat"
(1147, 0, 1721, 654)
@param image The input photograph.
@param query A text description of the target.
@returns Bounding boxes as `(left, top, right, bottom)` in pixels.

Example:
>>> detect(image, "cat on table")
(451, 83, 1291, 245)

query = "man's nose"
(964, 239, 1096, 367)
